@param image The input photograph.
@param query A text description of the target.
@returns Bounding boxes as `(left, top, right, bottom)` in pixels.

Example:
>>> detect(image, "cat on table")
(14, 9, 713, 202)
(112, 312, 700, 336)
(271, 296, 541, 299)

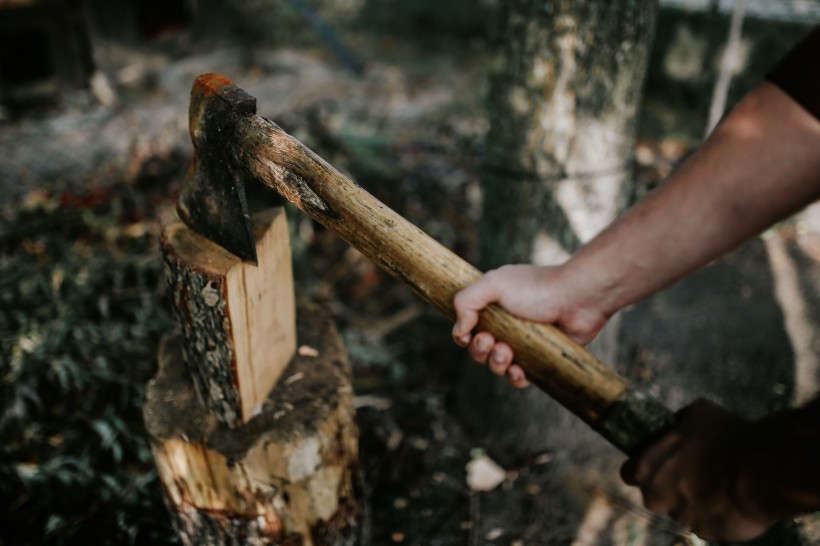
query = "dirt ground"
(2, 27, 820, 546)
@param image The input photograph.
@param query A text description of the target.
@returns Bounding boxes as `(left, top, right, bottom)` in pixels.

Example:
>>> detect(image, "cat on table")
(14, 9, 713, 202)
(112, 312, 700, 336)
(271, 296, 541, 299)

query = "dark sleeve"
(766, 25, 820, 120)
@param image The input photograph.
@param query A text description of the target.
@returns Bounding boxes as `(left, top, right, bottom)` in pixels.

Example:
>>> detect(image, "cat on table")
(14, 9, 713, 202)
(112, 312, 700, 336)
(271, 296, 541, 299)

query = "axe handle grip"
(235, 115, 675, 455)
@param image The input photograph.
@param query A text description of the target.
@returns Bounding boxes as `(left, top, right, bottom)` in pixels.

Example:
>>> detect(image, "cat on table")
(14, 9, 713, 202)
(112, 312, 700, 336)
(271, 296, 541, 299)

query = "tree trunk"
(462, 0, 658, 462)
(145, 305, 360, 546)
(151, 208, 360, 544)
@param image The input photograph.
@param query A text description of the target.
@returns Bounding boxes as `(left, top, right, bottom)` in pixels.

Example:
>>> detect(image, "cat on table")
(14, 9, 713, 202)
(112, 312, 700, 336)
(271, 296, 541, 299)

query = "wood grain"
(161, 208, 296, 426)
(144, 304, 360, 545)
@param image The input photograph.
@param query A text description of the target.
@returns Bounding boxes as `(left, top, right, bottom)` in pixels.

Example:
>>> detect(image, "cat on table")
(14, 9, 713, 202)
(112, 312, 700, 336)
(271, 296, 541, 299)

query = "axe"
(177, 73, 675, 456)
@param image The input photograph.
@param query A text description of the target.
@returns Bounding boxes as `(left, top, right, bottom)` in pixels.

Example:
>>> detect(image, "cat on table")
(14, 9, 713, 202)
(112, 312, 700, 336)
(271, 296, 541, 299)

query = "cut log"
(161, 208, 296, 427)
(144, 303, 360, 546)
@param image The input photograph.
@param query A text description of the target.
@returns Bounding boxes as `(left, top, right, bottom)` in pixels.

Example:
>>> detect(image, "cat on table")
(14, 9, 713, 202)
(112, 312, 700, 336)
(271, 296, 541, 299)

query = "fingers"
(506, 364, 530, 388)
(622, 430, 684, 515)
(487, 341, 512, 375)
(467, 332, 495, 365)
(465, 337, 529, 389)
(628, 429, 681, 485)
(452, 323, 473, 348)
(453, 271, 532, 388)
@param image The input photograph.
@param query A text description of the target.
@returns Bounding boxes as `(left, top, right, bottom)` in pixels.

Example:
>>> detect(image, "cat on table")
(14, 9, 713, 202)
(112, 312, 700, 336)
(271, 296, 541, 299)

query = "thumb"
(452, 275, 500, 344)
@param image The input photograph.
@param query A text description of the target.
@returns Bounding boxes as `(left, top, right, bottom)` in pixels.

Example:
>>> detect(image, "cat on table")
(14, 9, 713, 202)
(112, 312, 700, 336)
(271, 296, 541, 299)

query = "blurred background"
(1, 1, 819, 544)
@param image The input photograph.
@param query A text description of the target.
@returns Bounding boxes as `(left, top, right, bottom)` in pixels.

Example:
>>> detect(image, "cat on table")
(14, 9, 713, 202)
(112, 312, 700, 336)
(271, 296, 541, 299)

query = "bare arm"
(572, 82, 820, 318)
(453, 82, 820, 541)
(453, 82, 820, 384)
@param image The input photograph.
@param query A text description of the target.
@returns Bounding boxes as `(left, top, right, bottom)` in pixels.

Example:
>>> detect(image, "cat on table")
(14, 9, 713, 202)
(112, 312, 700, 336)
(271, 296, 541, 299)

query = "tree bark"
(161, 208, 296, 427)
(144, 304, 360, 546)
(463, 0, 658, 461)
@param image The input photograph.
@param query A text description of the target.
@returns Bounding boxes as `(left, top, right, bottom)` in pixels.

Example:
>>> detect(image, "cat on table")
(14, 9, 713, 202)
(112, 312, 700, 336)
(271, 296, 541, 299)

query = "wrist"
(547, 263, 612, 342)
(557, 255, 628, 319)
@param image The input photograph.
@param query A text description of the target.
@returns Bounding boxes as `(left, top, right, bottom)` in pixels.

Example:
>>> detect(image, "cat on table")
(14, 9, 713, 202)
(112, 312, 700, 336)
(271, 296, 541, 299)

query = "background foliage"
(0, 182, 179, 544)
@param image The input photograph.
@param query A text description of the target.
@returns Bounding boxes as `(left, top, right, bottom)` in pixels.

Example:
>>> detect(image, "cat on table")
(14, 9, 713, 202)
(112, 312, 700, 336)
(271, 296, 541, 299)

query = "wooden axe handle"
(233, 114, 675, 455)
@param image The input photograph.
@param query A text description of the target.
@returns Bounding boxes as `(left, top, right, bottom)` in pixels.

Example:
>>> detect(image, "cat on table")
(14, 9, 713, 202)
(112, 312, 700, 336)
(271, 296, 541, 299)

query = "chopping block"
(145, 208, 361, 546)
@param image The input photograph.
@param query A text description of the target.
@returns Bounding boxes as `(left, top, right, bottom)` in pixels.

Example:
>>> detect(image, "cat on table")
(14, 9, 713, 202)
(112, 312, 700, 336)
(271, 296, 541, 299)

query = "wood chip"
(353, 395, 392, 410)
(485, 528, 504, 541)
(411, 437, 429, 450)
(534, 452, 553, 465)
(387, 431, 403, 451)
(391, 532, 405, 542)
(298, 345, 319, 357)
(284, 372, 304, 385)
(466, 454, 506, 492)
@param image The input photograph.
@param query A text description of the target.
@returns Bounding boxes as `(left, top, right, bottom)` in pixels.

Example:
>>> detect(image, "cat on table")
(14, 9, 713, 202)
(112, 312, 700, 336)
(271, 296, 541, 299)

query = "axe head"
(177, 74, 259, 264)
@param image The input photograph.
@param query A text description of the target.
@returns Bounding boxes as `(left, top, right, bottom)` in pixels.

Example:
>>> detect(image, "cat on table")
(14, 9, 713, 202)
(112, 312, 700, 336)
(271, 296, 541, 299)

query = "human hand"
(620, 399, 775, 542)
(451, 264, 610, 388)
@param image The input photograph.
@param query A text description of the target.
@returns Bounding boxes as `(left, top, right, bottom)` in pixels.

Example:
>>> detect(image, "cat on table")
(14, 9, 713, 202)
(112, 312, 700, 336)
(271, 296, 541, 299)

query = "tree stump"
(161, 208, 296, 427)
(144, 304, 360, 546)
(150, 208, 360, 544)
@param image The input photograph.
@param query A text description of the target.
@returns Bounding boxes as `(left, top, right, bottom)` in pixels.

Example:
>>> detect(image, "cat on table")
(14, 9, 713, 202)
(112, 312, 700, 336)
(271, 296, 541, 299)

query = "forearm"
(563, 82, 820, 317)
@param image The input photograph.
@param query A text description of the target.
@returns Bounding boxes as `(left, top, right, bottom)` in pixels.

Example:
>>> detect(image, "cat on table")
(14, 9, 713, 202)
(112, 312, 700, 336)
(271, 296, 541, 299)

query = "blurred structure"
(0, 0, 94, 108)
(0, 0, 235, 113)
(0, 0, 371, 114)
(662, 0, 820, 22)
(642, 0, 819, 141)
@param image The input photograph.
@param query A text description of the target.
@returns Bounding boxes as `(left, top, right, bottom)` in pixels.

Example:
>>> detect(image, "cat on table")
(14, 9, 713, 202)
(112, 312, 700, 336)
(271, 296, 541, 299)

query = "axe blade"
(177, 74, 259, 264)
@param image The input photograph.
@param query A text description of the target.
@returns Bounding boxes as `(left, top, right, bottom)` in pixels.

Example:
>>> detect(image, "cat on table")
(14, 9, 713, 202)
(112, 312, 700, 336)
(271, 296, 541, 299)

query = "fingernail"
(476, 339, 489, 351)
(491, 352, 505, 364)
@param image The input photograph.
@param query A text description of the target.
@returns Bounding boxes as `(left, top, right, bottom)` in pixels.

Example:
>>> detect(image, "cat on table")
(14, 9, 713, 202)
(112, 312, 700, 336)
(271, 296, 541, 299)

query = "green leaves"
(0, 190, 177, 545)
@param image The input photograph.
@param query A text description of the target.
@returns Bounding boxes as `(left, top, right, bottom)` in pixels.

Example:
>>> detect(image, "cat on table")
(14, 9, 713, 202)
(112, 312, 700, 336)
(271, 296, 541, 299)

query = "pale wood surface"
(161, 208, 296, 426)
(144, 304, 360, 546)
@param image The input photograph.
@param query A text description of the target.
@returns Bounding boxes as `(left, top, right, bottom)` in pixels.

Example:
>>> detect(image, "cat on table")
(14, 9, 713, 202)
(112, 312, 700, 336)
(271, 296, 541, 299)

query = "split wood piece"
(161, 208, 296, 427)
(144, 304, 360, 546)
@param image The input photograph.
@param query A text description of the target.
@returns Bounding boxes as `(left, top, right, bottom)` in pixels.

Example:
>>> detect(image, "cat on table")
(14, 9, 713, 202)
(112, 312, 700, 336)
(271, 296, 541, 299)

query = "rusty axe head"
(177, 74, 260, 264)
